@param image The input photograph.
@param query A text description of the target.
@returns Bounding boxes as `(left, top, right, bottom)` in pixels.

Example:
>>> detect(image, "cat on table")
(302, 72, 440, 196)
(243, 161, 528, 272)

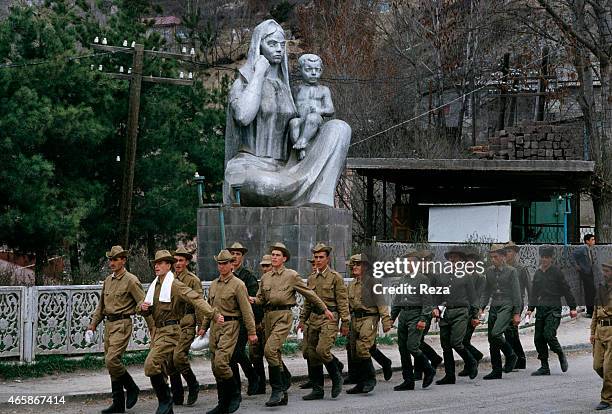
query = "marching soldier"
(169, 246, 203, 406)
(591, 259, 612, 411)
(527, 246, 577, 376)
(88, 245, 149, 413)
(299, 243, 350, 400)
(250, 242, 333, 407)
(248, 255, 273, 395)
(138, 250, 219, 414)
(391, 250, 436, 391)
(227, 242, 262, 396)
(345, 254, 393, 394)
(434, 247, 479, 385)
(201, 250, 257, 414)
(480, 244, 521, 380)
(504, 241, 530, 369)
(458, 250, 486, 376)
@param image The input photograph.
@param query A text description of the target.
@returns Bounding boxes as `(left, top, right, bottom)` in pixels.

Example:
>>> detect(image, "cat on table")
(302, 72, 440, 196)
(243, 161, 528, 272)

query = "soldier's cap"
(603, 260, 612, 269)
(400, 249, 420, 259)
(227, 242, 248, 254)
(444, 247, 468, 260)
(269, 242, 291, 260)
(260, 254, 272, 266)
(173, 246, 193, 260)
(312, 242, 332, 254)
(504, 241, 520, 252)
(538, 245, 555, 257)
(416, 249, 434, 260)
(214, 249, 235, 264)
(106, 245, 129, 259)
(489, 244, 506, 254)
(151, 249, 177, 264)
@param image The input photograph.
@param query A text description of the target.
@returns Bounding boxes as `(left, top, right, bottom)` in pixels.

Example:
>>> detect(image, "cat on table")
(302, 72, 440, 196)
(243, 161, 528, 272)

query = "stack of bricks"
(479, 122, 582, 160)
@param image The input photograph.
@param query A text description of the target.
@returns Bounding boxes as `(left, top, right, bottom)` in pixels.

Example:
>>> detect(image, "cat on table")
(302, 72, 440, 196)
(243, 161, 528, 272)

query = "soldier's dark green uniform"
(504, 242, 530, 370)
(528, 246, 576, 376)
(227, 242, 262, 396)
(391, 253, 435, 391)
(480, 244, 522, 380)
(434, 268, 479, 384)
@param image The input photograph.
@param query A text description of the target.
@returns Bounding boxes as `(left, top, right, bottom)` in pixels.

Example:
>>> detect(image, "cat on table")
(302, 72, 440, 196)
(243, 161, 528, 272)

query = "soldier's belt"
(315, 306, 337, 314)
(105, 314, 132, 322)
(599, 319, 612, 327)
(222, 315, 241, 321)
(265, 305, 294, 312)
(351, 311, 378, 318)
(156, 319, 179, 328)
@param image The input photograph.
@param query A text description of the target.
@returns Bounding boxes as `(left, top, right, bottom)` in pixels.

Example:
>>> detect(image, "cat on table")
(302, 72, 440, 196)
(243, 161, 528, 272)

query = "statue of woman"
(224, 19, 351, 207)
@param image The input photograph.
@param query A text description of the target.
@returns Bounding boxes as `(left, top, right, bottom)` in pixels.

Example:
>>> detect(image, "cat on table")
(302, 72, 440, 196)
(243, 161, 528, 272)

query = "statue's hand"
(254, 55, 270, 75)
(293, 138, 307, 150)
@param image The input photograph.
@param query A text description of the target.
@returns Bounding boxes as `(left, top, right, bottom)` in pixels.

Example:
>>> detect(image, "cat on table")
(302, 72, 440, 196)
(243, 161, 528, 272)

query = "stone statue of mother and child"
(223, 19, 351, 207)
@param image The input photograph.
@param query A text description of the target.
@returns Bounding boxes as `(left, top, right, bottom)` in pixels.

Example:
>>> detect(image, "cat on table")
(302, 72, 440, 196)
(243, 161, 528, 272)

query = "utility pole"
(91, 40, 194, 248)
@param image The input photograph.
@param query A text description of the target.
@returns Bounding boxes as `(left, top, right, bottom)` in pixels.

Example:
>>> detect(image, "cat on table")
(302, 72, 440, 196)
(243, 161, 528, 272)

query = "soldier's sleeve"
(466, 276, 479, 319)
(520, 267, 531, 305)
(509, 268, 522, 315)
(189, 276, 204, 327)
(479, 272, 492, 309)
(175, 282, 218, 324)
(199, 286, 214, 333)
(293, 273, 327, 313)
(334, 273, 350, 326)
(557, 267, 577, 310)
(527, 272, 539, 312)
(378, 305, 393, 331)
(90, 280, 106, 328)
(236, 282, 257, 336)
(254, 276, 266, 306)
(591, 306, 599, 335)
(128, 277, 155, 332)
(299, 275, 313, 324)
(418, 276, 434, 322)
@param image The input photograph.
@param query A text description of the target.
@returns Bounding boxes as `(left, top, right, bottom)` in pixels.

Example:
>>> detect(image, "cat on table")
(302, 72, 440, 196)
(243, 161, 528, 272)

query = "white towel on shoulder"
(145, 271, 174, 304)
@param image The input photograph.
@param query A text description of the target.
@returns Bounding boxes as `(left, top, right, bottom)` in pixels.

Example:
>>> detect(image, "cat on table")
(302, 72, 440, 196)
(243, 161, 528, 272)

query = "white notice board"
(427, 204, 511, 243)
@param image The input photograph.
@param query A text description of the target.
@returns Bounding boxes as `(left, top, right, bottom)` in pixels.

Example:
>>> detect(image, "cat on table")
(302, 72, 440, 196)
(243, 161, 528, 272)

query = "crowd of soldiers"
(89, 240, 612, 413)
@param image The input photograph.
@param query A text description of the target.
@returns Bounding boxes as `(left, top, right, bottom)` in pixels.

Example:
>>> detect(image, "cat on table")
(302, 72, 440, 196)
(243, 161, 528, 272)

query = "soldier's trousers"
(172, 314, 196, 374)
(533, 306, 562, 361)
(397, 308, 426, 378)
(594, 325, 612, 404)
(264, 310, 293, 368)
(144, 324, 180, 377)
(104, 318, 133, 380)
(414, 315, 441, 374)
(210, 320, 240, 380)
(462, 319, 483, 361)
(439, 308, 471, 375)
(349, 316, 378, 359)
(231, 323, 256, 379)
(487, 305, 515, 372)
(249, 322, 266, 383)
(305, 312, 339, 366)
(504, 322, 526, 362)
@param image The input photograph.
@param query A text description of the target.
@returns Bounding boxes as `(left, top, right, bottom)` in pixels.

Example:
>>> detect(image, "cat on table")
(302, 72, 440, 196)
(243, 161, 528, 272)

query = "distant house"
(143, 16, 186, 46)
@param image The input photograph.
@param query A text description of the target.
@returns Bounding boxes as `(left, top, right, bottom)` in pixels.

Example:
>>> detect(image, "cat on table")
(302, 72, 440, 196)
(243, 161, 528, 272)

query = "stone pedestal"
(197, 206, 352, 280)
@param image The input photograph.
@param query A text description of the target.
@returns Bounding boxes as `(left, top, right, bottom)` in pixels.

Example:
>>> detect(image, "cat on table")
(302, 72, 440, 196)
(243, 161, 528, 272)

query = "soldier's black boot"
(266, 365, 285, 407)
(253, 356, 267, 394)
(282, 362, 292, 391)
(225, 377, 241, 413)
(300, 360, 314, 389)
(150, 374, 173, 414)
(394, 364, 415, 391)
(346, 359, 366, 394)
(333, 356, 344, 373)
(205, 381, 225, 414)
(456, 348, 478, 380)
(101, 381, 125, 413)
(371, 346, 393, 381)
(501, 341, 518, 373)
(483, 346, 503, 380)
(531, 359, 551, 376)
(302, 364, 325, 400)
(417, 354, 435, 388)
(435, 349, 456, 385)
(344, 356, 358, 385)
(119, 372, 139, 409)
(325, 357, 343, 398)
(169, 373, 184, 406)
(361, 358, 377, 393)
(558, 352, 569, 372)
(182, 368, 199, 406)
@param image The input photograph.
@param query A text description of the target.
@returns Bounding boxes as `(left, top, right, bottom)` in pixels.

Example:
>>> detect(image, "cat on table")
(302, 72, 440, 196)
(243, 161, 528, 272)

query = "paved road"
(3, 352, 603, 414)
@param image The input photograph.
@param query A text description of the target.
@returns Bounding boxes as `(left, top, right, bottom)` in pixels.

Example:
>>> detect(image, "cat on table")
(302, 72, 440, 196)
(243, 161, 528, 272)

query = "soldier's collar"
(112, 268, 127, 279)
(273, 266, 286, 275)
(316, 266, 329, 276)
(219, 272, 234, 283)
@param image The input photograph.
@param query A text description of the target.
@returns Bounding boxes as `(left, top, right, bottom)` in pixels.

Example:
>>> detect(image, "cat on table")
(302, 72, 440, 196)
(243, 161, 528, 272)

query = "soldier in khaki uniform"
(299, 243, 350, 400)
(249, 255, 273, 394)
(138, 250, 219, 414)
(504, 241, 530, 370)
(592, 260, 612, 411)
(227, 242, 262, 396)
(88, 245, 149, 414)
(345, 254, 393, 394)
(251, 242, 332, 407)
(168, 246, 202, 406)
(201, 250, 257, 414)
